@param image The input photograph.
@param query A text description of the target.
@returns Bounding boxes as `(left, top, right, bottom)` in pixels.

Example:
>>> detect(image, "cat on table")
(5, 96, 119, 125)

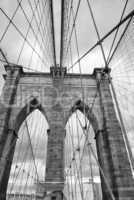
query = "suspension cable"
(77, 110, 116, 200)
(25, 120, 40, 182)
(65, 88, 99, 199)
(86, 0, 107, 69)
(68, 8, 134, 71)
(64, 0, 82, 66)
(70, 6, 85, 101)
(109, 77, 134, 174)
(0, 0, 24, 43)
(49, 0, 56, 66)
(28, 0, 51, 69)
(16, 0, 49, 66)
(0, 8, 47, 67)
(108, 17, 133, 65)
(27, 0, 53, 64)
(0, 48, 9, 64)
(60, 0, 65, 67)
(107, 0, 129, 63)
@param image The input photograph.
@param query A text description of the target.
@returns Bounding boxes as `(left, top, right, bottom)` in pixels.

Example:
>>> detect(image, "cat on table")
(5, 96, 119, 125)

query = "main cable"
(49, 0, 56, 66)
(68, 8, 134, 71)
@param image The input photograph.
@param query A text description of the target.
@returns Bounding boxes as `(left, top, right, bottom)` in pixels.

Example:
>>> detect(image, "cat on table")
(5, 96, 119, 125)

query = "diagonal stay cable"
(62, 0, 74, 67)
(9, 139, 31, 195)
(88, 142, 115, 200)
(9, 128, 25, 194)
(27, 0, 44, 37)
(66, 8, 90, 191)
(0, 8, 47, 67)
(60, 0, 65, 67)
(74, 89, 99, 172)
(70, 6, 85, 101)
(0, 0, 24, 43)
(67, 78, 116, 200)
(76, 113, 97, 199)
(78, 103, 116, 200)
(0, 48, 9, 64)
(107, 0, 129, 63)
(16, 0, 49, 66)
(42, 0, 56, 65)
(49, 0, 56, 66)
(86, 0, 107, 68)
(25, 120, 40, 183)
(65, 88, 99, 197)
(40, 0, 55, 63)
(75, 112, 84, 197)
(8, 121, 38, 195)
(7, 125, 39, 195)
(108, 16, 133, 66)
(68, 8, 134, 71)
(64, 0, 82, 65)
(28, 0, 52, 68)
(109, 81, 134, 173)
(60, 0, 72, 67)
(67, 121, 85, 200)
(65, 0, 74, 48)
(27, 0, 53, 61)
(67, 121, 81, 198)
(0, 57, 45, 72)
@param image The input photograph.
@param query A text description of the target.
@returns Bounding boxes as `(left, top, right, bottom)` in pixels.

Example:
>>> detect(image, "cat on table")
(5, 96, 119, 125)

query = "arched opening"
(6, 109, 49, 199)
(64, 109, 102, 200)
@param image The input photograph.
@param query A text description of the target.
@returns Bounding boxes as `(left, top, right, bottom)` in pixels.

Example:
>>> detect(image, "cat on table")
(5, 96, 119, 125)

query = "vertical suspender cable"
(60, 0, 65, 68)
(86, 0, 107, 69)
(0, 48, 9, 64)
(86, 1, 134, 174)
(109, 79, 134, 174)
(49, 0, 56, 66)
(107, 0, 128, 63)
(68, 9, 134, 71)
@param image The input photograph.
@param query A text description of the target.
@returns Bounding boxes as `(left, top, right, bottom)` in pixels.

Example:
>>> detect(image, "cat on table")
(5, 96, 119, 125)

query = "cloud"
(1, 0, 134, 197)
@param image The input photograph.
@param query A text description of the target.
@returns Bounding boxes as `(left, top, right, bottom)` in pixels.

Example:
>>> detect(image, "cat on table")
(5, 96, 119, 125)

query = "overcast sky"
(0, 0, 134, 72)
(0, 0, 134, 199)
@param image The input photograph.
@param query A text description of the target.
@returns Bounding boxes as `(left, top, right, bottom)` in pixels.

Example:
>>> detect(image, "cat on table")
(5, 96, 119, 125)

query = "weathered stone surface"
(95, 68, 134, 200)
(0, 65, 133, 200)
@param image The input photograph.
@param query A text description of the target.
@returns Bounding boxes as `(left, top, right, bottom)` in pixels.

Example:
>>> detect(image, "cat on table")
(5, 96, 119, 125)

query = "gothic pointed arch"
(14, 98, 49, 134)
(66, 99, 99, 134)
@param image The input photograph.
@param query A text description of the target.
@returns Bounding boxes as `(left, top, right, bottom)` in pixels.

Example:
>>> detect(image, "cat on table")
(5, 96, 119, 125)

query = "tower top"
(50, 65, 67, 78)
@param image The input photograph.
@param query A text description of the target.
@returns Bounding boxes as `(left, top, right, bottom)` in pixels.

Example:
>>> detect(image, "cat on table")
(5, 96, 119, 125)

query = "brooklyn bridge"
(0, 0, 134, 199)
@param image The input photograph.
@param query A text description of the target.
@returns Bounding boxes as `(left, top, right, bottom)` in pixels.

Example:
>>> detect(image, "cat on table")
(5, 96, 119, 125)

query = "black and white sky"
(0, 0, 134, 198)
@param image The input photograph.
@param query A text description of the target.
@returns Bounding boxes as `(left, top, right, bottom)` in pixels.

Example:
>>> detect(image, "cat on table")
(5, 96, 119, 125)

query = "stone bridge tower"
(0, 65, 134, 200)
